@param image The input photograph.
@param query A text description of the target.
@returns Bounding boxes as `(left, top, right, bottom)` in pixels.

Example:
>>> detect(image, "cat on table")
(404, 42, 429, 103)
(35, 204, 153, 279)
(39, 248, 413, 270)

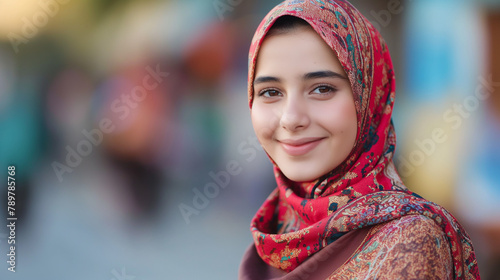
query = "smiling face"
(251, 25, 358, 182)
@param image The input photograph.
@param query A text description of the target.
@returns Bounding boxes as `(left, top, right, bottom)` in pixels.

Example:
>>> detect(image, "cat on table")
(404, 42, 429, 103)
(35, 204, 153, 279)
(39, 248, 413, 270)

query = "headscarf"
(247, 0, 479, 278)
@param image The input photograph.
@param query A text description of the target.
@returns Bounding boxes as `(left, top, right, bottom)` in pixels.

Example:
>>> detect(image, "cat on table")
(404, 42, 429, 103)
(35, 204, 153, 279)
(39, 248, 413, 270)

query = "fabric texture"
(240, 215, 453, 279)
(246, 0, 480, 279)
(239, 227, 370, 280)
(327, 214, 453, 279)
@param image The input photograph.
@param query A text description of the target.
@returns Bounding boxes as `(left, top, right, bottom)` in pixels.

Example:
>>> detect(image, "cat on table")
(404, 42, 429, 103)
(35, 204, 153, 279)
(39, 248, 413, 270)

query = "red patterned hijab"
(247, 0, 479, 278)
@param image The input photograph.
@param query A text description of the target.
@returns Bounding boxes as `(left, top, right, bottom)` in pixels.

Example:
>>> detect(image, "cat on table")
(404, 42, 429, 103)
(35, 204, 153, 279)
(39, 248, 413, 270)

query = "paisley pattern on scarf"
(247, 0, 479, 278)
(327, 214, 453, 279)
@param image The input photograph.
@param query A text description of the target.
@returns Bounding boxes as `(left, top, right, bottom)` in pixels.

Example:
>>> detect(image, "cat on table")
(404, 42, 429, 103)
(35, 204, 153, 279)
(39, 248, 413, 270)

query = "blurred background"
(0, 0, 498, 279)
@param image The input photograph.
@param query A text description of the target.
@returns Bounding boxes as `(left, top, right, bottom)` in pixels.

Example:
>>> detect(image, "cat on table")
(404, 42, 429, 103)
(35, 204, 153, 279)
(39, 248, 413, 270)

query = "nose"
(279, 95, 310, 132)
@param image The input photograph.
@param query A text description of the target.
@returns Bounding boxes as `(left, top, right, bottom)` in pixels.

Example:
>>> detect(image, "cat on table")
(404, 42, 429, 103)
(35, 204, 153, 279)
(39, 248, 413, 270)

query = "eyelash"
(258, 88, 281, 97)
(312, 84, 337, 95)
(257, 84, 338, 97)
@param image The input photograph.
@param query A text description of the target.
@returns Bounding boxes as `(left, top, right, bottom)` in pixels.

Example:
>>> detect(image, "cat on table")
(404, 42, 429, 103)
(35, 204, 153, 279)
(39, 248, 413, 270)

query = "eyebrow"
(304, 70, 347, 80)
(254, 70, 347, 85)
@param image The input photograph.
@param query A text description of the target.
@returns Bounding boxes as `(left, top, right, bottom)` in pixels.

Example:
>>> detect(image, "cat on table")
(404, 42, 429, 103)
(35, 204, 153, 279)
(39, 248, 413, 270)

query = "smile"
(278, 137, 325, 156)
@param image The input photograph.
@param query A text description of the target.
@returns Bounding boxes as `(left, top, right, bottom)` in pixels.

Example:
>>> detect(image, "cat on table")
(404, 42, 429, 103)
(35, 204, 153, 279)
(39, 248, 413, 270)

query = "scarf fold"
(247, 0, 479, 278)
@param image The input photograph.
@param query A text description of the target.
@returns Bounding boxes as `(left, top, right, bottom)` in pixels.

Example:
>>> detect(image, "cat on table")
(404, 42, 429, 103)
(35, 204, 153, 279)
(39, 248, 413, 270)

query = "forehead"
(254, 27, 345, 79)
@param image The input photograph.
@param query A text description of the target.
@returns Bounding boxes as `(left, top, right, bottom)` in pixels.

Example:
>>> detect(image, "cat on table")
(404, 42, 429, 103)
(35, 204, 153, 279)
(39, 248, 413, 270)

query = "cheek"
(339, 103, 358, 133)
(251, 105, 279, 143)
(316, 98, 357, 137)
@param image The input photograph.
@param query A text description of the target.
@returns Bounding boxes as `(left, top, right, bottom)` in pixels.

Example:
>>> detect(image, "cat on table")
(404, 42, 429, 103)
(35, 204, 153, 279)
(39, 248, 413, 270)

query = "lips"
(278, 137, 325, 156)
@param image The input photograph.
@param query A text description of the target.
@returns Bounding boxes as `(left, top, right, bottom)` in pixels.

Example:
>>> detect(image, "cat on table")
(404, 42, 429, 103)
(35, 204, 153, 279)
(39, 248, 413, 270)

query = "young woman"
(239, 0, 480, 279)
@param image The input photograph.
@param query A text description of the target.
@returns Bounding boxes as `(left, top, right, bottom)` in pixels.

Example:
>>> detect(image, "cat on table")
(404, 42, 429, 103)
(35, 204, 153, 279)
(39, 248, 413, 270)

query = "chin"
(279, 159, 343, 183)
(281, 167, 324, 183)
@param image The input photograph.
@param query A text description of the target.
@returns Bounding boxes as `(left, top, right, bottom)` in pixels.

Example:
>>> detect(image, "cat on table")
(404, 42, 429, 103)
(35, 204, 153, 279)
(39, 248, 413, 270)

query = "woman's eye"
(259, 89, 282, 98)
(312, 86, 336, 95)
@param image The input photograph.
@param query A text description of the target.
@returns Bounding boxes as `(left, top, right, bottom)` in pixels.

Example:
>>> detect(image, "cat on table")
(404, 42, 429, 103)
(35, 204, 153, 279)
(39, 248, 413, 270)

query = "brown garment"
(239, 227, 370, 280)
(239, 215, 453, 280)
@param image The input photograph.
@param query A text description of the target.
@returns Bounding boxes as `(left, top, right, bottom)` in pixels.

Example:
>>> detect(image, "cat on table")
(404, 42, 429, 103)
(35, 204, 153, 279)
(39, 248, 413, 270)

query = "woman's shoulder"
(327, 214, 454, 280)
(371, 214, 447, 239)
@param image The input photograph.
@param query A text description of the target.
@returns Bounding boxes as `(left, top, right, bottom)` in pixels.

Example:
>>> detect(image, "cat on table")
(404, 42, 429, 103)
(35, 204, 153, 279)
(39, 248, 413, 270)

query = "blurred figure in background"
(93, 60, 174, 221)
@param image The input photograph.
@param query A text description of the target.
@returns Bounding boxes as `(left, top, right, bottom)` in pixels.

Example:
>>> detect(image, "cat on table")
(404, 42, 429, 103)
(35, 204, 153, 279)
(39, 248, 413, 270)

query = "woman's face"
(251, 26, 358, 182)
